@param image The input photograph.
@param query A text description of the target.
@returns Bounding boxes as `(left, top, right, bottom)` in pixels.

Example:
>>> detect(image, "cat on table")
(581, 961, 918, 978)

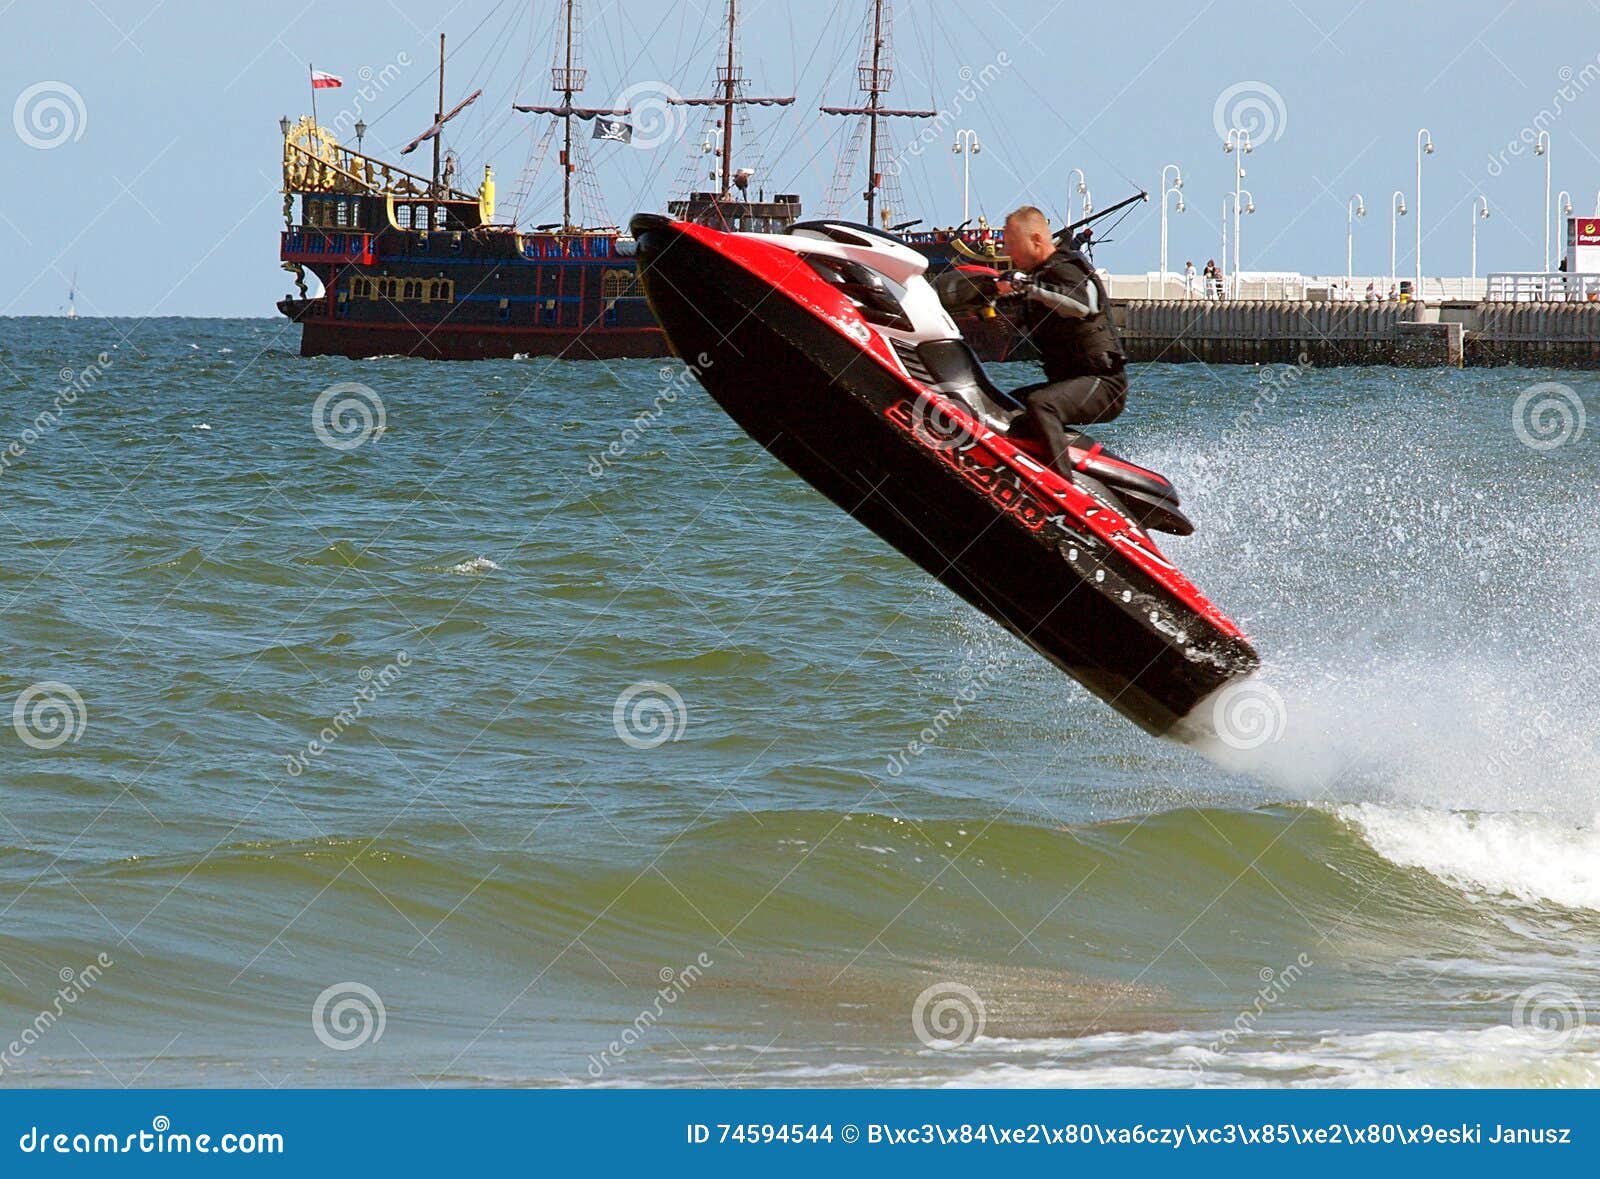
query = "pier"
(1107, 286, 1600, 368)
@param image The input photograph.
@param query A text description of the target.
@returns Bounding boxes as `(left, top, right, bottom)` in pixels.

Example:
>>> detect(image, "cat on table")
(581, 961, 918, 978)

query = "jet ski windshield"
(801, 254, 913, 331)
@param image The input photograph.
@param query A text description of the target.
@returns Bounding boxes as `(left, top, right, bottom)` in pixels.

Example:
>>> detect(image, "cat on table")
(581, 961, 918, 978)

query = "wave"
(1335, 803, 1600, 912)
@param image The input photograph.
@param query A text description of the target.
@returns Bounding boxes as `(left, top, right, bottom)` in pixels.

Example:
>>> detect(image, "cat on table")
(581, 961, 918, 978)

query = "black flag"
(592, 117, 632, 143)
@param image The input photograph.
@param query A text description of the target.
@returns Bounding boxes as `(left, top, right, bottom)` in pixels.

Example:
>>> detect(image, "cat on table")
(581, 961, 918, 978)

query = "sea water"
(0, 316, 1596, 1087)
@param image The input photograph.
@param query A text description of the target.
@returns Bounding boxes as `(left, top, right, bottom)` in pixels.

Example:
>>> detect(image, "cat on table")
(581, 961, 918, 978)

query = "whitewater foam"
(446, 556, 501, 576)
(1335, 803, 1600, 912)
(933, 1024, 1600, 1088)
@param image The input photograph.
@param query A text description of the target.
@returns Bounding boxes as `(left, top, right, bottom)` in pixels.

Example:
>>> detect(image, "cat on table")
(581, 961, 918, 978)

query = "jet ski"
(629, 213, 1259, 738)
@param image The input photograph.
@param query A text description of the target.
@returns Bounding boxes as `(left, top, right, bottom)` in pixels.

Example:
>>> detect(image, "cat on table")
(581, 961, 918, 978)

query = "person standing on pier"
(997, 206, 1128, 479)
(1184, 260, 1197, 298)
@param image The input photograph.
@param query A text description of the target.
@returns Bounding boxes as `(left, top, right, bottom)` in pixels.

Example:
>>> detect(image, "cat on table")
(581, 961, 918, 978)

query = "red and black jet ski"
(629, 213, 1258, 738)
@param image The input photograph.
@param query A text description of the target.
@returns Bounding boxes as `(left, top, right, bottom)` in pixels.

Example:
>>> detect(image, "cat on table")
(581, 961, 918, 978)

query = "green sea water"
(1, 316, 1597, 1087)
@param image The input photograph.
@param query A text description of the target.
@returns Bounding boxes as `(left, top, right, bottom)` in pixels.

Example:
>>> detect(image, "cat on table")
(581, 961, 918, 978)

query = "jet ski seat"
(912, 339, 1025, 414)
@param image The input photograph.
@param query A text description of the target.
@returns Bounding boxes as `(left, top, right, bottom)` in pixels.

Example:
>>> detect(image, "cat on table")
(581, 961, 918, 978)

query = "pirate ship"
(275, 0, 1035, 361)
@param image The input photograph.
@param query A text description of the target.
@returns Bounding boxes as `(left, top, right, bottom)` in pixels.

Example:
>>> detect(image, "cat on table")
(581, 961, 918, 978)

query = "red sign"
(1576, 218, 1600, 246)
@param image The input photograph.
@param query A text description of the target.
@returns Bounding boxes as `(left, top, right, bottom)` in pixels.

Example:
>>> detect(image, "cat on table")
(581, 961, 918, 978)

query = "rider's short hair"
(1005, 205, 1050, 234)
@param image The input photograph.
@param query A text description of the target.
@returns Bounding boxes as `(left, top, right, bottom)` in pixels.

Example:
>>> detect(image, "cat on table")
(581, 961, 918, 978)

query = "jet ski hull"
(631, 216, 1257, 737)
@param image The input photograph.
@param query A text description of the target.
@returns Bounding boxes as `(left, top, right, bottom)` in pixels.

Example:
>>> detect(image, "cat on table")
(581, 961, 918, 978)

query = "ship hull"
(290, 315, 668, 361)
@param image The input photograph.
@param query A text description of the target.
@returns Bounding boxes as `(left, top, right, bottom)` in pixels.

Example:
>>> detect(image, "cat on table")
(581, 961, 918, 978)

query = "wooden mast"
(511, 0, 629, 231)
(863, 0, 882, 225)
(432, 34, 445, 195)
(562, 0, 575, 226)
(720, 0, 738, 198)
(820, 0, 934, 227)
(666, 1, 794, 218)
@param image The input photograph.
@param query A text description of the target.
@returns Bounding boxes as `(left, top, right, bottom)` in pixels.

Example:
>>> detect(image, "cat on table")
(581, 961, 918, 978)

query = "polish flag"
(311, 71, 342, 89)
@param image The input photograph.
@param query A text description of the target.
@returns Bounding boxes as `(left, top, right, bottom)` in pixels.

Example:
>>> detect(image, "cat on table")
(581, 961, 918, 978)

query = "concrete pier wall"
(1111, 299, 1600, 367)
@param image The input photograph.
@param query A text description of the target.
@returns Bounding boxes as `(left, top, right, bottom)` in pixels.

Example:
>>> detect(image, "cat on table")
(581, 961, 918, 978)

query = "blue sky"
(0, 0, 1593, 315)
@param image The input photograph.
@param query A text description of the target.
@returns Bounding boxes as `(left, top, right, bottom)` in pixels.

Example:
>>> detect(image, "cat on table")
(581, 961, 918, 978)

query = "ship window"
(601, 268, 635, 299)
(403, 280, 420, 300)
(396, 204, 412, 229)
(434, 205, 447, 230)
(335, 201, 349, 227)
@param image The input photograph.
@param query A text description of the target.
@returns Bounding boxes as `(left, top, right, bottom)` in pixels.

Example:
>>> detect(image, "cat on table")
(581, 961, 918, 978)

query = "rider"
(998, 206, 1127, 478)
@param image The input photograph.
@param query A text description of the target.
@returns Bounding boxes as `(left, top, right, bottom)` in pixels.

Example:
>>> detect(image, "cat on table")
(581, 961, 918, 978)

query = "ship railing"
(283, 137, 473, 202)
(281, 230, 376, 265)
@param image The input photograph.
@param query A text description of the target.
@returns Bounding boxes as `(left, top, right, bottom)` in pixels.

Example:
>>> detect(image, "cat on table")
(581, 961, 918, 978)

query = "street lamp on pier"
(1068, 169, 1090, 222)
(1415, 128, 1434, 297)
(1160, 164, 1183, 293)
(1223, 128, 1253, 286)
(1470, 196, 1490, 280)
(1347, 193, 1366, 284)
(952, 130, 981, 224)
(1535, 131, 1552, 271)
(1390, 191, 1408, 290)
(1222, 189, 1254, 296)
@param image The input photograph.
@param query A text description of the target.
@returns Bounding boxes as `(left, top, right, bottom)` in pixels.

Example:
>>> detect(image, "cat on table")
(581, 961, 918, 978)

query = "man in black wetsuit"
(998, 205, 1127, 478)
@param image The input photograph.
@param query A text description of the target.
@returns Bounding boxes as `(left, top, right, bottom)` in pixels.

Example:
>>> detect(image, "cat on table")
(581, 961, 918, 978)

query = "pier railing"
(1485, 272, 1600, 302)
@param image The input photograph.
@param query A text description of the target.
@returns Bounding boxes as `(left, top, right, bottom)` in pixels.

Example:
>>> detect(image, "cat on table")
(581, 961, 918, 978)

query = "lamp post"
(1415, 128, 1433, 297)
(279, 115, 292, 137)
(1068, 169, 1089, 222)
(1160, 163, 1183, 293)
(952, 130, 980, 224)
(1347, 193, 1366, 284)
(1556, 189, 1573, 270)
(1223, 127, 1253, 286)
(1535, 131, 1551, 271)
(1470, 196, 1490, 280)
(1222, 189, 1254, 297)
(355, 118, 367, 153)
(1390, 190, 1408, 289)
